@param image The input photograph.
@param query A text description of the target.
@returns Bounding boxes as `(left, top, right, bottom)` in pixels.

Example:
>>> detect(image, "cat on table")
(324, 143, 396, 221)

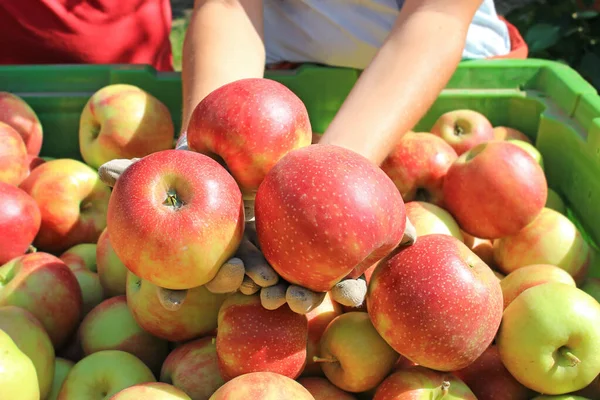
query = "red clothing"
(0, 0, 173, 71)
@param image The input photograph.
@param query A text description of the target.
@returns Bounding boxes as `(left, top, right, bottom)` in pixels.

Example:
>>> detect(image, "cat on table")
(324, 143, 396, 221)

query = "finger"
(236, 238, 278, 287)
(286, 285, 326, 314)
(239, 275, 261, 295)
(97, 158, 140, 187)
(330, 278, 368, 308)
(400, 215, 417, 246)
(156, 287, 188, 311)
(260, 282, 289, 310)
(205, 257, 245, 294)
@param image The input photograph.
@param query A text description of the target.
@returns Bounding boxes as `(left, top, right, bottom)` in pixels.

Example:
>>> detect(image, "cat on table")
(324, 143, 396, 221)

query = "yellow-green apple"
(19, 158, 111, 254)
(546, 188, 567, 214)
(573, 375, 600, 399)
(372, 365, 477, 400)
(404, 201, 463, 241)
(302, 292, 344, 377)
(367, 234, 503, 371)
(497, 282, 600, 395)
(255, 144, 406, 291)
(500, 264, 576, 310)
(0, 91, 43, 155)
(442, 141, 547, 239)
(532, 396, 591, 400)
(107, 149, 244, 290)
(297, 377, 357, 400)
(96, 228, 128, 297)
(493, 126, 531, 143)
(127, 271, 228, 343)
(0, 305, 55, 399)
(581, 277, 600, 303)
(0, 121, 29, 185)
(507, 139, 544, 169)
(493, 207, 591, 285)
(460, 230, 497, 269)
(453, 345, 534, 400)
(57, 350, 156, 399)
(0, 328, 40, 400)
(0, 181, 40, 264)
(160, 336, 225, 400)
(49, 358, 75, 400)
(79, 295, 169, 375)
(0, 252, 82, 348)
(429, 109, 495, 155)
(79, 84, 175, 170)
(208, 371, 315, 400)
(186, 78, 312, 198)
(60, 243, 104, 316)
(314, 311, 399, 393)
(216, 292, 308, 380)
(109, 382, 191, 399)
(380, 131, 458, 206)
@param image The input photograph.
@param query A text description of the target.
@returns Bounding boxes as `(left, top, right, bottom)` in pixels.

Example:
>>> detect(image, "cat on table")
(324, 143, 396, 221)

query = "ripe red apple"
(209, 371, 314, 400)
(493, 126, 531, 143)
(380, 132, 457, 206)
(255, 144, 406, 292)
(79, 84, 175, 170)
(186, 78, 312, 197)
(429, 109, 495, 155)
(19, 158, 112, 254)
(216, 292, 308, 381)
(404, 201, 463, 240)
(0, 91, 43, 156)
(0, 121, 29, 186)
(297, 377, 357, 400)
(443, 141, 547, 239)
(96, 228, 128, 298)
(107, 149, 245, 290)
(367, 234, 503, 371)
(0, 182, 40, 264)
(0, 252, 82, 349)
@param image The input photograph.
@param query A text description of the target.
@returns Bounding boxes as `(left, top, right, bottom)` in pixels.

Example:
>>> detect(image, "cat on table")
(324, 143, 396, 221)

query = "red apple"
(209, 371, 314, 400)
(19, 158, 112, 254)
(367, 234, 503, 371)
(0, 121, 29, 186)
(442, 140, 547, 239)
(106, 149, 245, 290)
(186, 78, 312, 197)
(216, 292, 308, 381)
(380, 132, 458, 206)
(255, 144, 406, 292)
(0, 91, 43, 156)
(96, 228, 128, 298)
(0, 252, 83, 349)
(0, 182, 40, 264)
(297, 377, 358, 400)
(493, 126, 532, 143)
(429, 109, 495, 155)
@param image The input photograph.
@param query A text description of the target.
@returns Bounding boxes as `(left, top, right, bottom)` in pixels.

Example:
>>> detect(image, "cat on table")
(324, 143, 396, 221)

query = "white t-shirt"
(263, 0, 512, 70)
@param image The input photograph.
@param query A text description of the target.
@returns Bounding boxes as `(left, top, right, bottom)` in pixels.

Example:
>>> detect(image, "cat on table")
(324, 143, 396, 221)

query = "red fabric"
(0, 0, 174, 72)
(493, 17, 529, 60)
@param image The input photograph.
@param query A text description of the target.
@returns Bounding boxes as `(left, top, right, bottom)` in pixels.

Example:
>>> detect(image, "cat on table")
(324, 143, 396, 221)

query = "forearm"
(180, 0, 265, 133)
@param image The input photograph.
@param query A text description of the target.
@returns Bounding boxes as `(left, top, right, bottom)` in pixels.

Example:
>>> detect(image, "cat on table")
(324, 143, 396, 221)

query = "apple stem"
(435, 380, 451, 400)
(26, 245, 37, 254)
(163, 190, 183, 210)
(454, 124, 465, 136)
(559, 347, 581, 367)
(312, 356, 338, 364)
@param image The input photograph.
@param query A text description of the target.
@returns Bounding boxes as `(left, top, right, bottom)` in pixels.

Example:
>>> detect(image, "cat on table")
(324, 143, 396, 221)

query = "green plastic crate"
(1, 59, 599, 273)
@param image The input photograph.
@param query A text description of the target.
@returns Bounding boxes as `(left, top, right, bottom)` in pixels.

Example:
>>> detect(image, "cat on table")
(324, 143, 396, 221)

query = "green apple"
(109, 382, 191, 399)
(48, 358, 75, 400)
(507, 139, 544, 170)
(96, 228, 128, 298)
(0, 328, 40, 399)
(580, 277, 600, 304)
(497, 282, 600, 395)
(57, 350, 156, 399)
(60, 243, 104, 316)
(546, 188, 567, 215)
(404, 201, 464, 241)
(531, 396, 590, 400)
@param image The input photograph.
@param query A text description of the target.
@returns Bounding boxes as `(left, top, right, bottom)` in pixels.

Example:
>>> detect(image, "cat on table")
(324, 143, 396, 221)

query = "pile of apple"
(1, 77, 600, 400)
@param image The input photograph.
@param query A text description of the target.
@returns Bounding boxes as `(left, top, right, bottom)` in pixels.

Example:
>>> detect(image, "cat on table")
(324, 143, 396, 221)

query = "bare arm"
(318, 0, 483, 165)
(180, 0, 265, 133)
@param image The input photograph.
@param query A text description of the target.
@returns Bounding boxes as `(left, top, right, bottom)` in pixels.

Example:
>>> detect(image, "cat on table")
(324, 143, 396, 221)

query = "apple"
(497, 282, 600, 395)
(380, 131, 458, 206)
(49, 358, 75, 400)
(61, 243, 104, 316)
(0, 328, 40, 400)
(493, 126, 532, 143)
(186, 78, 312, 197)
(0, 181, 41, 264)
(581, 277, 600, 303)
(208, 371, 315, 400)
(57, 330, 85, 364)
(28, 154, 46, 172)
(127, 271, 228, 343)
(79, 295, 169, 375)
(0, 305, 55, 399)
(314, 311, 399, 393)
(367, 234, 503, 372)
(493, 207, 591, 285)
(442, 140, 547, 239)
(0, 252, 82, 349)
(393, 355, 419, 371)
(372, 365, 477, 400)
(0, 91, 43, 156)
(160, 336, 225, 400)
(404, 201, 463, 241)
(109, 382, 191, 399)
(429, 109, 495, 155)
(79, 84, 175, 170)
(107, 149, 245, 290)
(530, 395, 591, 400)
(297, 377, 357, 400)
(460, 230, 496, 269)
(0, 121, 29, 185)
(96, 228, 128, 297)
(19, 158, 112, 254)
(500, 264, 576, 310)
(507, 139, 544, 169)
(546, 188, 567, 214)
(255, 144, 406, 292)
(216, 292, 308, 381)
(57, 350, 156, 399)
